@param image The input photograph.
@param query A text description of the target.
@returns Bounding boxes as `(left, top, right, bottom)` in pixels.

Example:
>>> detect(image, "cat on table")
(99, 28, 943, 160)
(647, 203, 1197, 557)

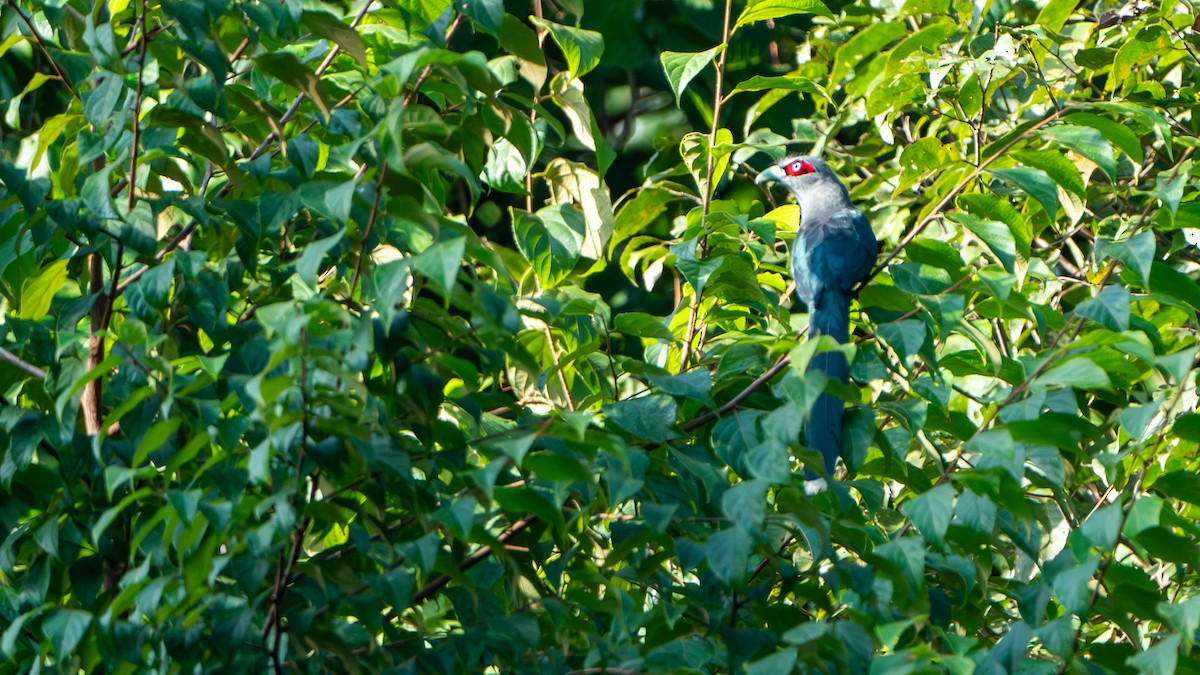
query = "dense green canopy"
(1, 0, 1199, 671)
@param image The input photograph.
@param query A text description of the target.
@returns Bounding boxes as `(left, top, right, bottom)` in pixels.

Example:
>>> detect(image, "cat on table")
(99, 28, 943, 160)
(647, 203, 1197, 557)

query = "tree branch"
(409, 515, 539, 606)
(0, 347, 47, 380)
(860, 106, 1073, 289)
(264, 328, 318, 674)
(682, 355, 789, 432)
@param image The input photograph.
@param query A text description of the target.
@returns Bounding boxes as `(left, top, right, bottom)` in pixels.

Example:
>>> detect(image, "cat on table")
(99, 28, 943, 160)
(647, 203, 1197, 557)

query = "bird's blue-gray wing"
(808, 210, 877, 292)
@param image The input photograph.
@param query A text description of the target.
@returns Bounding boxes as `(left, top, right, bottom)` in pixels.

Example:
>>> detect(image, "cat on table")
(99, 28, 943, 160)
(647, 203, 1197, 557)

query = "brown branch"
(263, 329, 318, 674)
(410, 515, 539, 605)
(349, 161, 389, 295)
(405, 14, 464, 107)
(682, 355, 789, 432)
(83, 251, 108, 435)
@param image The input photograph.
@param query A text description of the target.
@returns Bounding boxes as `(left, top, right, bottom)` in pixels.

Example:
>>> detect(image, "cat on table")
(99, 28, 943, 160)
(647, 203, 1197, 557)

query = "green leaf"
(484, 432, 536, 466)
(513, 204, 586, 287)
(82, 71, 124, 127)
(1081, 503, 1121, 549)
(411, 237, 467, 297)
(1158, 597, 1200, 641)
(301, 11, 368, 69)
(743, 439, 792, 484)
(644, 636, 718, 671)
(1064, 112, 1145, 164)
(1150, 263, 1200, 313)
(1111, 25, 1171, 90)
(706, 526, 754, 585)
(615, 312, 674, 341)
(660, 46, 724, 107)
(735, 0, 833, 29)
(875, 537, 925, 590)
(877, 319, 926, 366)
(989, 166, 1059, 220)
(957, 193, 1031, 258)
(1156, 163, 1189, 219)
(1076, 284, 1131, 332)
(1036, 357, 1111, 390)
(133, 417, 183, 466)
(299, 180, 356, 224)
(1043, 124, 1118, 181)
(649, 369, 713, 402)
(461, 0, 504, 34)
(1173, 414, 1200, 442)
(499, 14, 546, 88)
(952, 489, 997, 535)
(745, 648, 799, 675)
(41, 609, 92, 660)
(902, 484, 954, 546)
(1052, 555, 1098, 615)
(295, 229, 345, 285)
(525, 453, 592, 484)
(1036, 0, 1077, 32)
(680, 128, 734, 200)
(543, 158, 614, 259)
(831, 21, 906, 83)
(1012, 149, 1085, 198)
(958, 73, 984, 118)
(530, 17, 604, 78)
(728, 74, 832, 104)
(1120, 399, 1161, 443)
(18, 260, 70, 321)
(721, 479, 769, 533)
(1099, 232, 1155, 287)
(255, 52, 330, 121)
(603, 395, 679, 442)
(1151, 472, 1200, 507)
(948, 213, 1018, 273)
(1126, 634, 1179, 675)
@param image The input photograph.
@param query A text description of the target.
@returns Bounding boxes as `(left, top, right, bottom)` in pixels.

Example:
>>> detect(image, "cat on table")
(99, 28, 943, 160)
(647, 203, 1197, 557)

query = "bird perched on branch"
(756, 156, 877, 484)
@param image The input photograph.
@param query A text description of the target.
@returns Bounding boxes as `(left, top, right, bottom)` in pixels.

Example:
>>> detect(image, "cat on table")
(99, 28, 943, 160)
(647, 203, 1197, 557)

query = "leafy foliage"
(2, 0, 1199, 672)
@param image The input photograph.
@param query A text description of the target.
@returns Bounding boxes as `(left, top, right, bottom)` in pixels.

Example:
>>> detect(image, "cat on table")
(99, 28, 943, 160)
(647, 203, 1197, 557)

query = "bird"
(756, 156, 877, 484)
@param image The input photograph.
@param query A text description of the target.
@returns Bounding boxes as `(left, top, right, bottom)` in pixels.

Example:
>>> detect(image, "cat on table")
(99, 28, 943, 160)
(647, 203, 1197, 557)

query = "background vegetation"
(2, 0, 1200, 671)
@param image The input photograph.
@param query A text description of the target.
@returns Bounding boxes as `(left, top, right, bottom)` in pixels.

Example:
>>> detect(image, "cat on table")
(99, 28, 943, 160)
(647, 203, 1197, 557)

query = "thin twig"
(349, 161, 389, 296)
(264, 328, 319, 673)
(861, 106, 1073, 289)
(0, 347, 46, 379)
(404, 14, 464, 107)
(5, 0, 75, 94)
(543, 325, 576, 411)
(128, 0, 149, 213)
(680, 0, 734, 369)
(409, 515, 539, 605)
(682, 355, 789, 432)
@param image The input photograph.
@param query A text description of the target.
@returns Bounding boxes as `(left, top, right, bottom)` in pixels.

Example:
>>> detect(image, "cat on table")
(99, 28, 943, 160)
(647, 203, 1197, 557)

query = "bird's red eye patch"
(784, 160, 815, 177)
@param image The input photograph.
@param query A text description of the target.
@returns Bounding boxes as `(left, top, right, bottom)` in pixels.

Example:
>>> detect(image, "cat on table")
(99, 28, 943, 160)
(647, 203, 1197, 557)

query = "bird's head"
(755, 155, 854, 218)
(754, 155, 833, 191)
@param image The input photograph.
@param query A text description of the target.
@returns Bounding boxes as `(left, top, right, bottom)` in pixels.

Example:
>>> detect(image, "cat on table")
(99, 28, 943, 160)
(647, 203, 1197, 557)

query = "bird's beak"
(755, 165, 785, 186)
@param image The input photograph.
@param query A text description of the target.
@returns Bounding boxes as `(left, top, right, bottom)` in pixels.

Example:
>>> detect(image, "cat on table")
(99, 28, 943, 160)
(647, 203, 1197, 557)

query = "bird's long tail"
(806, 290, 851, 479)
